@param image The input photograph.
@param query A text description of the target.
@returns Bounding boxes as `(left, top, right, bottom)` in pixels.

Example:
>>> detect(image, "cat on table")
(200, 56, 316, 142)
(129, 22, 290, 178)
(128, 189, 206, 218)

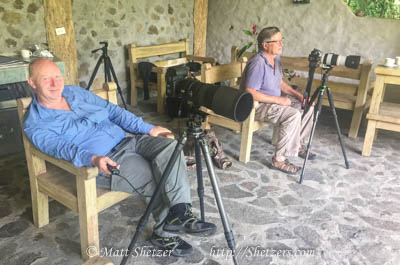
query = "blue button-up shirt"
(23, 85, 154, 167)
(240, 51, 283, 97)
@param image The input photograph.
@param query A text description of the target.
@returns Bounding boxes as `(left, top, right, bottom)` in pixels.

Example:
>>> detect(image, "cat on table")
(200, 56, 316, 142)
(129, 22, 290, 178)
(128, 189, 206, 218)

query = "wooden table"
(362, 66, 400, 156)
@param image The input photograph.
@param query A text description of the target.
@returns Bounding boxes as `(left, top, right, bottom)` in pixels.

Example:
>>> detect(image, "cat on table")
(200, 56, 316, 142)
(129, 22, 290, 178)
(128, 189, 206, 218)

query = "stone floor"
(1, 99, 400, 265)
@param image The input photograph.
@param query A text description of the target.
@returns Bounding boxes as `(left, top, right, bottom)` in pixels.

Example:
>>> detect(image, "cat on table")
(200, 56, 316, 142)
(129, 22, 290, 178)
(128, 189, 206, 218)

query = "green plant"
(237, 24, 258, 59)
(343, 0, 400, 19)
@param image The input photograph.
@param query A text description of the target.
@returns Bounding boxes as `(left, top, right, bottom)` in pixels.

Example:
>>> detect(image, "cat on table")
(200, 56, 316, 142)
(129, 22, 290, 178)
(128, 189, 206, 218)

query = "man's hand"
(149, 126, 172, 137)
(276, 96, 292, 106)
(91, 155, 119, 174)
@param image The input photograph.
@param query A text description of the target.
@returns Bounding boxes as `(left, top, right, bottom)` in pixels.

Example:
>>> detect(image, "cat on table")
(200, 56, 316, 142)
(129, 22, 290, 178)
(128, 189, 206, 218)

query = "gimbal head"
(91, 41, 109, 55)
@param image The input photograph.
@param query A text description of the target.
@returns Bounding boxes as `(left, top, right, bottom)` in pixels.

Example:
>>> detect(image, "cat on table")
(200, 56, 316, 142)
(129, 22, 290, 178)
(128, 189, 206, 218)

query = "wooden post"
(193, 0, 208, 57)
(43, 0, 78, 85)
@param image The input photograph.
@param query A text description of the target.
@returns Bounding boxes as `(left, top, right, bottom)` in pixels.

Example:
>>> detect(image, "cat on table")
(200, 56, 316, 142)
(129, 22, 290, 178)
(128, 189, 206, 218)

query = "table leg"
(157, 71, 166, 114)
(362, 120, 377, 156)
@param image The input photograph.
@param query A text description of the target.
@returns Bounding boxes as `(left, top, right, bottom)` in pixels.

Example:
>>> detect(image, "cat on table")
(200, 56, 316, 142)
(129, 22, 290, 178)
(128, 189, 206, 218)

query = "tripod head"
(186, 108, 208, 136)
(91, 41, 109, 56)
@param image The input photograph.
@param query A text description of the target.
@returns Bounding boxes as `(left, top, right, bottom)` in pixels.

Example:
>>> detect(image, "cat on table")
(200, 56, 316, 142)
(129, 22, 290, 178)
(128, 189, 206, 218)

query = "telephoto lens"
(175, 79, 254, 122)
(321, 53, 361, 69)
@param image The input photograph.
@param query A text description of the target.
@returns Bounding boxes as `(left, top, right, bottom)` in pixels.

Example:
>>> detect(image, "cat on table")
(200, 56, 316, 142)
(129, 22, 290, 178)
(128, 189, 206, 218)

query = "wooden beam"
(43, 0, 78, 85)
(193, 0, 208, 57)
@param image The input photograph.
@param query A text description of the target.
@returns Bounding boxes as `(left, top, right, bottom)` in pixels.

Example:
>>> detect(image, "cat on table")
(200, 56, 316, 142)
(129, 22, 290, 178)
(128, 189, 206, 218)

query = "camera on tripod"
(303, 48, 362, 110)
(169, 78, 253, 123)
(299, 48, 356, 183)
(165, 66, 253, 123)
(308, 48, 361, 69)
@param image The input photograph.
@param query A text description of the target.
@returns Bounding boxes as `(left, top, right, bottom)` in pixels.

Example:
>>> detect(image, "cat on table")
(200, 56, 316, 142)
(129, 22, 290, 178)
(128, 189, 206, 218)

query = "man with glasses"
(240, 26, 316, 175)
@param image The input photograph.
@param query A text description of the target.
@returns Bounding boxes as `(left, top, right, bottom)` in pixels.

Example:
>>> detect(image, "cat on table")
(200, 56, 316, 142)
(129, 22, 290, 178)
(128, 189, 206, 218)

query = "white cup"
(395, 56, 400, 66)
(384, 58, 395, 67)
(21, 49, 32, 58)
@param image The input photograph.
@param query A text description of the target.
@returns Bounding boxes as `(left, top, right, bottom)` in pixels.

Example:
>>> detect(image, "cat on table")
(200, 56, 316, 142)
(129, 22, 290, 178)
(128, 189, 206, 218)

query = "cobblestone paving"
(1, 100, 400, 265)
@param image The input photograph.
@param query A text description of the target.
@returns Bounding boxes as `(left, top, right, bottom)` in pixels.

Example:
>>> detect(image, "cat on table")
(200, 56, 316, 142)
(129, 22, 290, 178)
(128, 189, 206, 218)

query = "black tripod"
(120, 110, 239, 265)
(86, 41, 127, 109)
(299, 66, 349, 184)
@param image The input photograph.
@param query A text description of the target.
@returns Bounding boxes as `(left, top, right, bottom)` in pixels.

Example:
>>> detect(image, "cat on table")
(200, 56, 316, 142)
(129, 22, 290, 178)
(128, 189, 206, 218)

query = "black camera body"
(165, 65, 191, 118)
(308, 48, 322, 68)
(309, 48, 322, 62)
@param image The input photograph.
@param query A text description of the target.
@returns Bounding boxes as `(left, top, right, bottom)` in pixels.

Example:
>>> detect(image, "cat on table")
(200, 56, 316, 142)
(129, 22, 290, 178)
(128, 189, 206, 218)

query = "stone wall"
(207, 0, 400, 65)
(207, 0, 400, 101)
(0, 0, 194, 100)
(1, 0, 45, 52)
(2, 0, 400, 102)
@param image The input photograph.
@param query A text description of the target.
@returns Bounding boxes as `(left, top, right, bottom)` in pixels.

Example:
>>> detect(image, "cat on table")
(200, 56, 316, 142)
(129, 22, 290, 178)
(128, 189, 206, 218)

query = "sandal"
(271, 157, 301, 175)
(298, 147, 317, 160)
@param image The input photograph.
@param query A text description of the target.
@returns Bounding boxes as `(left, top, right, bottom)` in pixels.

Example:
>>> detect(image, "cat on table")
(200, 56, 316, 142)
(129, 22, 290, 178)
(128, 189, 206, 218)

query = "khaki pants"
(255, 96, 314, 158)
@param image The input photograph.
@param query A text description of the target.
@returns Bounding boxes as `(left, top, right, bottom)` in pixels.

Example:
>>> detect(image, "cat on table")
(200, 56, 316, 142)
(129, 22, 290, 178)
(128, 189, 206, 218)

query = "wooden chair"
(200, 58, 277, 163)
(128, 38, 216, 113)
(232, 46, 373, 138)
(17, 82, 132, 261)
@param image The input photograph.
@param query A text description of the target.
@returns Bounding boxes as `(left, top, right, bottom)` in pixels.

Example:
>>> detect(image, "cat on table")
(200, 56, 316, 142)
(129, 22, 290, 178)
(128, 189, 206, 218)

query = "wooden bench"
(232, 46, 373, 138)
(128, 39, 216, 113)
(17, 83, 132, 261)
(200, 58, 278, 163)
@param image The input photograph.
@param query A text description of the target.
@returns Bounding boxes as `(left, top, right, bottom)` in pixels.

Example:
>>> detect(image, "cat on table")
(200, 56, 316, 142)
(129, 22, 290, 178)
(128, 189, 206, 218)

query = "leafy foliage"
(237, 24, 258, 59)
(343, 0, 400, 19)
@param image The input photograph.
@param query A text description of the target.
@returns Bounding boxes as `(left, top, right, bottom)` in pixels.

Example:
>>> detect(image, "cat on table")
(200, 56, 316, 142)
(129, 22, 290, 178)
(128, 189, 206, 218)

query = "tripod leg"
(104, 56, 112, 82)
(86, 56, 104, 90)
(302, 83, 321, 119)
(120, 134, 187, 265)
(194, 138, 205, 221)
(326, 88, 350, 169)
(299, 88, 325, 184)
(106, 56, 128, 110)
(198, 136, 239, 265)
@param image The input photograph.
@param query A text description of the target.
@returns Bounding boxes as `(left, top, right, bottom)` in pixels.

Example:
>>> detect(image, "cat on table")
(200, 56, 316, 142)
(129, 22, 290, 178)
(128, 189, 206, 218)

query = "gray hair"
(257, 26, 281, 51)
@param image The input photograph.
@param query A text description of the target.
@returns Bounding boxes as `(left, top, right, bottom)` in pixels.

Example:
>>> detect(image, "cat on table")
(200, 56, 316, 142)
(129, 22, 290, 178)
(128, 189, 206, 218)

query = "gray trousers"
(255, 95, 314, 157)
(96, 135, 191, 237)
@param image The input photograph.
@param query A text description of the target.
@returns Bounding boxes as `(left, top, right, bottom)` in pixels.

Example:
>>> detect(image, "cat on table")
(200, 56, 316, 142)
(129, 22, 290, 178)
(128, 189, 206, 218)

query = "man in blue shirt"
(24, 58, 216, 257)
(240, 27, 316, 175)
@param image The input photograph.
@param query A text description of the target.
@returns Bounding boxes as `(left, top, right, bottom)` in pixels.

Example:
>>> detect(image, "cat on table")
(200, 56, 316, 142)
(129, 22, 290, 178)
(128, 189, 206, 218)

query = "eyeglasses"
(265, 38, 284, 44)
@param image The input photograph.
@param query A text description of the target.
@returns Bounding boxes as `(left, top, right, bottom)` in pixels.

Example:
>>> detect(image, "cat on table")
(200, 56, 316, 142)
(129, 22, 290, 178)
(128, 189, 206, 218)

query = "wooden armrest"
(31, 147, 98, 180)
(154, 58, 188, 67)
(186, 55, 216, 65)
(200, 106, 215, 114)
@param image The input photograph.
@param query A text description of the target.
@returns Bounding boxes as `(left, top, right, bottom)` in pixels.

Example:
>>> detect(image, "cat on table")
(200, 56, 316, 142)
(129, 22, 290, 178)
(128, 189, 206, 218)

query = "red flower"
(252, 24, 257, 35)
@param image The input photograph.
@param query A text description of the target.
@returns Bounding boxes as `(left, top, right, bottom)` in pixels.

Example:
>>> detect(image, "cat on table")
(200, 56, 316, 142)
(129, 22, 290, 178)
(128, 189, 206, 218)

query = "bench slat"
(38, 164, 131, 213)
(291, 77, 358, 96)
(130, 41, 187, 59)
(202, 62, 243, 84)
